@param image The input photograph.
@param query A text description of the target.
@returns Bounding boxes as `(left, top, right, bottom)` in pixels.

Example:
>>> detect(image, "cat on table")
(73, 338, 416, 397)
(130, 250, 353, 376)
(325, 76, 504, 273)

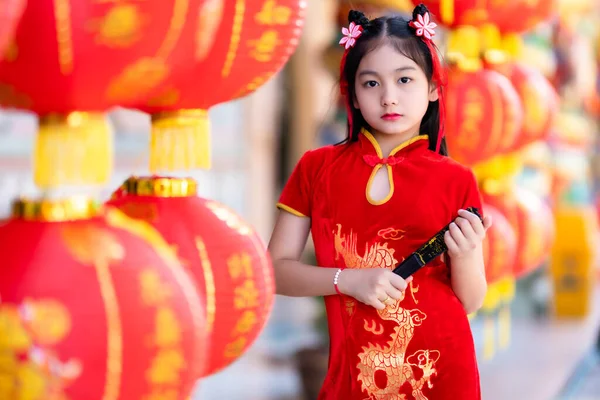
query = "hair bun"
(348, 10, 370, 27)
(412, 3, 430, 19)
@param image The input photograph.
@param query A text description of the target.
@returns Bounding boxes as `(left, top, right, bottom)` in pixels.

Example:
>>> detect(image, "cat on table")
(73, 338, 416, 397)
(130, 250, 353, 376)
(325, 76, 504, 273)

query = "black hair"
(340, 6, 448, 156)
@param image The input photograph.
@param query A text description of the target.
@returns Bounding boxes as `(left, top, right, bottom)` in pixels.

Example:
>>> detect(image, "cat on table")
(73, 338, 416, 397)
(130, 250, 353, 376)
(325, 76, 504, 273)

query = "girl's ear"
(429, 85, 439, 102)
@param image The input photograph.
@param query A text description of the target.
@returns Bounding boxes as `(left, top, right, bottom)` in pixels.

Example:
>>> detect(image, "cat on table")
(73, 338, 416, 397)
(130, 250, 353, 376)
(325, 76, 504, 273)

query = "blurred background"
(0, 0, 599, 399)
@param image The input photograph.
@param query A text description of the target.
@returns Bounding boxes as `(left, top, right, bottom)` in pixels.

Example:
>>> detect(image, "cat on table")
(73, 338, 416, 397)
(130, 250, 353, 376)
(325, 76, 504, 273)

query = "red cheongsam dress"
(277, 129, 484, 400)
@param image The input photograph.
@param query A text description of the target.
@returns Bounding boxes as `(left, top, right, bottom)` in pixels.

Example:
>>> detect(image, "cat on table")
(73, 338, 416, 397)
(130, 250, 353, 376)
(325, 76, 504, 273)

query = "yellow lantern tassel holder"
(150, 109, 211, 172)
(34, 112, 113, 189)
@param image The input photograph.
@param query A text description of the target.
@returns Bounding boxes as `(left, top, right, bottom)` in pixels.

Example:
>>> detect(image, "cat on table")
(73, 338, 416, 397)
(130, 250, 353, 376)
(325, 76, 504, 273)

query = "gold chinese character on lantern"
(146, 349, 186, 385)
(459, 89, 484, 150)
(88, 3, 146, 48)
(228, 253, 253, 280)
(223, 337, 247, 358)
(233, 280, 259, 310)
(154, 307, 182, 347)
(255, 0, 292, 25)
(142, 389, 179, 400)
(232, 310, 258, 335)
(248, 31, 280, 62)
(139, 270, 172, 306)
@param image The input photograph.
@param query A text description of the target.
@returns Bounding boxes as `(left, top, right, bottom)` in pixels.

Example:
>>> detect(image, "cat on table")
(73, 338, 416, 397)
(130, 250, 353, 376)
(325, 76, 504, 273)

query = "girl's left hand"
(445, 209, 493, 260)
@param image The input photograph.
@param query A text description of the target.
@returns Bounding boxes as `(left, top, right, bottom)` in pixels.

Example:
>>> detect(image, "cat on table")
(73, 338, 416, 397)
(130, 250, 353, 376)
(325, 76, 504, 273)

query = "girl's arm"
(445, 209, 492, 314)
(268, 211, 412, 309)
(268, 211, 339, 297)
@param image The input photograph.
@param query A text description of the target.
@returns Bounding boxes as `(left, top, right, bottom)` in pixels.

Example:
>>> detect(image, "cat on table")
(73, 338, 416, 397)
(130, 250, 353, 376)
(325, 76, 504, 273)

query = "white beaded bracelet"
(334, 268, 345, 295)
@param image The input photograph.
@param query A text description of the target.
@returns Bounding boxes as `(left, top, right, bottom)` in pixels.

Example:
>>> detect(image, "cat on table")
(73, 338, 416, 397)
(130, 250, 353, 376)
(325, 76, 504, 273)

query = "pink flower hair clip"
(339, 22, 363, 50)
(409, 12, 437, 41)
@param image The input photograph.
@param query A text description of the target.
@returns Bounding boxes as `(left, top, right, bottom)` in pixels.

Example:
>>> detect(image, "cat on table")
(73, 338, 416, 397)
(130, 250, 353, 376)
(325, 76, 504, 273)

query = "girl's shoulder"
(421, 150, 478, 188)
(422, 149, 474, 175)
(297, 143, 350, 171)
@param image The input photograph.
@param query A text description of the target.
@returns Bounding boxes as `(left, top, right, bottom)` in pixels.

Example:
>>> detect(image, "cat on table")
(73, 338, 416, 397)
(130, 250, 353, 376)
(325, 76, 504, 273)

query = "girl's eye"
(364, 81, 379, 88)
(399, 77, 412, 84)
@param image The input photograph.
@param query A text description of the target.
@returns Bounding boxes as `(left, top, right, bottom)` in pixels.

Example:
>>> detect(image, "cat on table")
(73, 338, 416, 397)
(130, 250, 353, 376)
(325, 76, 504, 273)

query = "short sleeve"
(460, 169, 484, 217)
(276, 151, 314, 218)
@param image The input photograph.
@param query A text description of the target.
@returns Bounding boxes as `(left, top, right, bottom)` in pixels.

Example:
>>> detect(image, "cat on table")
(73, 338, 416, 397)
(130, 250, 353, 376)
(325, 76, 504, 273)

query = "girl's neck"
(370, 127, 420, 156)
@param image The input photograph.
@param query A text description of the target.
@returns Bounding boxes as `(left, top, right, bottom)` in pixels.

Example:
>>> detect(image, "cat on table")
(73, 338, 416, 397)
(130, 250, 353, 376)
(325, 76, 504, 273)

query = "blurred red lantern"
(0, 0, 25, 60)
(512, 188, 555, 277)
(337, 0, 413, 25)
(107, 177, 275, 376)
(139, 0, 307, 171)
(445, 65, 523, 165)
(413, 0, 553, 32)
(0, 1, 204, 189)
(491, 63, 559, 150)
(0, 0, 204, 114)
(0, 199, 206, 399)
(483, 187, 554, 278)
(482, 203, 517, 284)
(493, 0, 555, 34)
(411, 0, 507, 28)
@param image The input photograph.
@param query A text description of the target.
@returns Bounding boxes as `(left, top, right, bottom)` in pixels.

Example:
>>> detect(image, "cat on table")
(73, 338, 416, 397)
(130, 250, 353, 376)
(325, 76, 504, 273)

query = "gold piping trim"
(276, 203, 306, 217)
(360, 128, 429, 158)
(360, 129, 428, 206)
(390, 135, 429, 156)
(365, 165, 395, 206)
(221, 0, 245, 77)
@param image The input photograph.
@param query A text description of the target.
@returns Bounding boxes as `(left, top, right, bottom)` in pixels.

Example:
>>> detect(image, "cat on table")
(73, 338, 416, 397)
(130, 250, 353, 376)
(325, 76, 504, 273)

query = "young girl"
(269, 4, 492, 399)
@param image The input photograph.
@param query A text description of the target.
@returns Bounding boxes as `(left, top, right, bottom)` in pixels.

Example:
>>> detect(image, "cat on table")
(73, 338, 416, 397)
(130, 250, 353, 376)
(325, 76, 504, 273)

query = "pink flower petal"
(417, 14, 425, 26)
(423, 13, 430, 26)
(342, 27, 349, 36)
(416, 28, 424, 36)
(349, 22, 356, 32)
(340, 36, 349, 45)
(346, 38, 355, 49)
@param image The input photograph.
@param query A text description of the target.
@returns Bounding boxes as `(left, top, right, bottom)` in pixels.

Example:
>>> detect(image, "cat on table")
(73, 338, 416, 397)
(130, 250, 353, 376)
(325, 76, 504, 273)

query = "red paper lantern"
(412, 0, 553, 33)
(337, 0, 413, 25)
(0, 0, 25, 60)
(482, 203, 517, 284)
(107, 177, 275, 376)
(0, 0, 204, 114)
(411, 0, 508, 28)
(512, 188, 555, 277)
(0, 199, 206, 399)
(445, 66, 523, 165)
(483, 187, 554, 279)
(492, 63, 559, 150)
(492, 0, 555, 34)
(138, 0, 307, 171)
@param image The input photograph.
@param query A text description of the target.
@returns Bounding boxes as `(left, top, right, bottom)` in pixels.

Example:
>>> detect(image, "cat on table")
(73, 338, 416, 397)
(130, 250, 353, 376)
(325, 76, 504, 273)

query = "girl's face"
(354, 42, 438, 138)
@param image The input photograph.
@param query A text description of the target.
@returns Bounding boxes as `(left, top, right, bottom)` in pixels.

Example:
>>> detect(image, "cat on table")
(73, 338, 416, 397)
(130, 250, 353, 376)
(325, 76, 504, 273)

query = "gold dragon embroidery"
(333, 224, 440, 400)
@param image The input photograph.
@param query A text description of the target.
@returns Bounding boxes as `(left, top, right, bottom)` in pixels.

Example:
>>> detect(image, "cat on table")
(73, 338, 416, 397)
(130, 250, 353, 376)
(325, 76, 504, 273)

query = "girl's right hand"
(337, 268, 413, 310)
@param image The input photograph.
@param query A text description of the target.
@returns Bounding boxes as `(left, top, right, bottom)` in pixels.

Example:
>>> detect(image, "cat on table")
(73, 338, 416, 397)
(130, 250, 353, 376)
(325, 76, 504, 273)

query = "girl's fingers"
(444, 230, 459, 254)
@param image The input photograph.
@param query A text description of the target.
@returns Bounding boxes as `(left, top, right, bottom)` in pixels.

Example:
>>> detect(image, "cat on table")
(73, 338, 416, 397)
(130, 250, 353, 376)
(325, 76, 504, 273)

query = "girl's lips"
(381, 114, 402, 121)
